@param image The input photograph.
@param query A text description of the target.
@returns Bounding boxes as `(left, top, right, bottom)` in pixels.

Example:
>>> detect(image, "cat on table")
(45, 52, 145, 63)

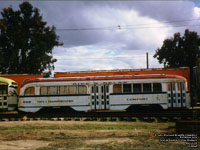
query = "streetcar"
(0, 77, 18, 111)
(18, 74, 190, 113)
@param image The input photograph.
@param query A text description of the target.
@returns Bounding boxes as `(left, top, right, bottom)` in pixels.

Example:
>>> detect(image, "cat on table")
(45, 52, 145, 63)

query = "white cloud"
(52, 5, 169, 72)
(53, 46, 162, 72)
(0, 1, 199, 72)
(194, 7, 200, 18)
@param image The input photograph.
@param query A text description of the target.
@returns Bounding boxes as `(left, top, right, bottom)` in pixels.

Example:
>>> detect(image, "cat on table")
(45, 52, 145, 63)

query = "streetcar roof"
(21, 74, 187, 87)
(0, 77, 17, 86)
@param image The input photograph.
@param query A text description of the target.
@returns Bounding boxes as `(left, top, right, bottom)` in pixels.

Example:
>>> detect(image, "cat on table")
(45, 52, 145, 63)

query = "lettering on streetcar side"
(23, 100, 75, 104)
(127, 98, 148, 101)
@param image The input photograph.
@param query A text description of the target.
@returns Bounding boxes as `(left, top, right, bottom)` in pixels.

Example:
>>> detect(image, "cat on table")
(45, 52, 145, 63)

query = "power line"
(56, 24, 200, 31)
(56, 19, 200, 31)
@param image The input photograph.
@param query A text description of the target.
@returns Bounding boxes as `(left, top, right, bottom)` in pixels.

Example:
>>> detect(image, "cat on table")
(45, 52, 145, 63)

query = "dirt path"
(0, 121, 197, 150)
(0, 140, 50, 150)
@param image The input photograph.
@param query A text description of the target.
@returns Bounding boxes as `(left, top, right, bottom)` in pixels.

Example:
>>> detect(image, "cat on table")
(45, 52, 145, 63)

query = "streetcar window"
(133, 84, 141, 93)
(181, 83, 185, 91)
(24, 87, 35, 95)
(153, 83, 162, 92)
(60, 86, 67, 95)
(167, 84, 170, 91)
(68, 85, 77, 94)
(96, 86, 99, 93)
(106, 85, 109, 93)
(172, 83, 175, 90)
(48, 86, 58, 95)
(92, 86, 94, 93)
(177, 83, 180, 91)
(143, 83, 152, 92)
(40, 87, 48, 95)
(78, 85, 87, 94)
(123, 84, 132, 93)
(0, 85, 8, 95)
(113, 84, 122, 93)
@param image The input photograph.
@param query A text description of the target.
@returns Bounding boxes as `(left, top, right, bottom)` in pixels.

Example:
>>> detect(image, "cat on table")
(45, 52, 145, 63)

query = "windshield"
(8, 85, 18, 96)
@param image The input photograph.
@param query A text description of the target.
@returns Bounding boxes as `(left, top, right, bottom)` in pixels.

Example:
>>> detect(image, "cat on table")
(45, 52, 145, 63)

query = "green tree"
(154, 29, 200, 69)
(0, 2, 61, 74)
(154, 29, 200, 105)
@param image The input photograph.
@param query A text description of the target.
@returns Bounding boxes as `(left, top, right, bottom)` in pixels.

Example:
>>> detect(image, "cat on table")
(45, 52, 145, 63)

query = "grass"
(0, 121, 198, 150)
(0, 122, 174, 131)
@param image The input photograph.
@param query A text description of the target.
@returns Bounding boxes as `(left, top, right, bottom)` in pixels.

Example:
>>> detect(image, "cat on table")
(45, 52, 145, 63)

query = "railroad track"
(0, 109, 199, 122)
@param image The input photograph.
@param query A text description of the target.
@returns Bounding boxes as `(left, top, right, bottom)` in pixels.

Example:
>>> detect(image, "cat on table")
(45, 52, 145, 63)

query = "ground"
(0, 121, 199, 150)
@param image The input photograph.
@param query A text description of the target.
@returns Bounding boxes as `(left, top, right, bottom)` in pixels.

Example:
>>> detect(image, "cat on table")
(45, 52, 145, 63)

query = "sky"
(0, 0, 200, 72)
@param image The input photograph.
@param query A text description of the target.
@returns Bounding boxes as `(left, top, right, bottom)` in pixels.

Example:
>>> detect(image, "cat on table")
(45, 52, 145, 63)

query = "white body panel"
(19, 95, 90, 112)
(18, 76, 191, 113)
(110, 94, 168, 110)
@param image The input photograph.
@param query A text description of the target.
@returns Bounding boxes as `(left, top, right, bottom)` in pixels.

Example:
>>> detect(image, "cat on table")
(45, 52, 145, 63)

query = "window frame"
(47, 86, 58, 95)
(24, 87, 35, 96)
(78, 85, 87, 94)
(123, 83, 132, 93)
(40, 86, 48, 95)
(59, 86, 67, 95)
(68, 85, 77, 95)
(113, 84, 122, 94)
(153, 83, 162, 93)
(133, 83, 142, 93)
(143, 83, 152, 93)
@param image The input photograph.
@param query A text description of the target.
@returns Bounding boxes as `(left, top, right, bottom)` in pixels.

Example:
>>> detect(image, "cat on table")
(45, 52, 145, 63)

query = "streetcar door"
(180, 82, 186, 108)
(167, 83, 175, 108)
(91, 83, 110, 110)
(0, 84, 8, 110)
(101, 84, 110, 110)
(176, 83, 181, 108)
(168, 83, 180, 108)
(173, 82, 186, 108)
(91, 83, 99, 110)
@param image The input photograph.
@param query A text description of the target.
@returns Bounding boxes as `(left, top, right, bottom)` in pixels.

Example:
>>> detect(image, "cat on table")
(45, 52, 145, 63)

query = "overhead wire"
(54, 19, 200, 62)
(56, 18, 200, 31)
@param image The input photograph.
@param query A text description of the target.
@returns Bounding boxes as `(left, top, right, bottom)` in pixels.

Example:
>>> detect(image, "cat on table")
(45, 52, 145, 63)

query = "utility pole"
(146, 52, 149, 69)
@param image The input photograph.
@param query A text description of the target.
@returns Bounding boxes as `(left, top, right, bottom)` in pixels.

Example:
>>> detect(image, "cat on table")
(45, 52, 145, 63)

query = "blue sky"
(194, 1, 200, 7)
